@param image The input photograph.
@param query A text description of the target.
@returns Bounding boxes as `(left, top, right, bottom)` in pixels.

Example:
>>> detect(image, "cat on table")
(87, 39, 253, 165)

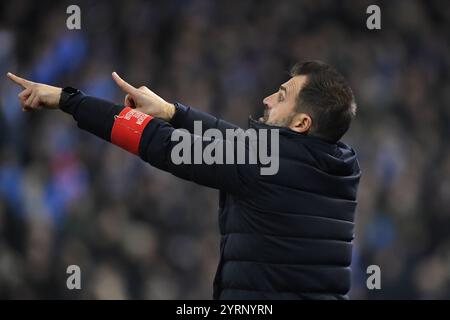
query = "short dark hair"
(290, 61, 356, 142)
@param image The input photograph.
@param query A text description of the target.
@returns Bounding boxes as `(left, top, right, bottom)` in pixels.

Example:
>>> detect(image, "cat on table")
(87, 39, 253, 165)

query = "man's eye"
(278, 93, 284, 102)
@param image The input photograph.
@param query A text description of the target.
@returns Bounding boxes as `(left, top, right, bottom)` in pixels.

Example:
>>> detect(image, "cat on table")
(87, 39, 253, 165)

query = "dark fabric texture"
(61, 96, 361, 300)
(60, 91, 125, 141)
(169, 104, 361, 299)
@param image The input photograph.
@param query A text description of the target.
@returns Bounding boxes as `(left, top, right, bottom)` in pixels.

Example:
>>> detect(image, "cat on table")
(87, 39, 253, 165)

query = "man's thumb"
(112, 72, 137, 95)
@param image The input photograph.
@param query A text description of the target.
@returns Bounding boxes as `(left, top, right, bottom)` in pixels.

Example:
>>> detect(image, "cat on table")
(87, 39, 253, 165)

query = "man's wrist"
(59, 87, 83, 115)
(60, 87, 80, 104)
(163, 102, 176, 121)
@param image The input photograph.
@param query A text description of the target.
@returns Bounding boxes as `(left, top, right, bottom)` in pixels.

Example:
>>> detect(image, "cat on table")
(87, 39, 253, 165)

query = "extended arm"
(169, 102, 241, 135)
(6, 72, 253, 195)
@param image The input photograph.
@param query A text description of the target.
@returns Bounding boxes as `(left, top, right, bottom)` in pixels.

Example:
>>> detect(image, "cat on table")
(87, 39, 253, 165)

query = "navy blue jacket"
(60, 93, 361, 300)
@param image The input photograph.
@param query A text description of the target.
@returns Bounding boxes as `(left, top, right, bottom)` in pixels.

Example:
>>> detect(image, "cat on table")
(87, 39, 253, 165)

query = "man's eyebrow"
(279, 85, 287, 94)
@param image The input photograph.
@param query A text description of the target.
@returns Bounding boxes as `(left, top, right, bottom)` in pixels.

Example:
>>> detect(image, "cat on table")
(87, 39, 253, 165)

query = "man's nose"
(263, 94, 272, 108)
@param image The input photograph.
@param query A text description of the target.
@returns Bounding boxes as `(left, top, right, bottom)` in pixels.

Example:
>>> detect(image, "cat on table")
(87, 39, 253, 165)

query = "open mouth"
(259, 108, 269, 122)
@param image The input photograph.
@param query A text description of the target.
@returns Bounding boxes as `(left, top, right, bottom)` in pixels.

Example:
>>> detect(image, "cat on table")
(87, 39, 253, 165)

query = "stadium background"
(0, 0, 449, 299)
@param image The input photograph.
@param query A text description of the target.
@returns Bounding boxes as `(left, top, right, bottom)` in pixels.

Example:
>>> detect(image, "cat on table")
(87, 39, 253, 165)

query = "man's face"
(261, 75, 307, 128)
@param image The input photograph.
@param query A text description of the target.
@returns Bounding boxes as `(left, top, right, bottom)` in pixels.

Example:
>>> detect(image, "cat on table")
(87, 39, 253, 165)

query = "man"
(7, 60, 361, 299)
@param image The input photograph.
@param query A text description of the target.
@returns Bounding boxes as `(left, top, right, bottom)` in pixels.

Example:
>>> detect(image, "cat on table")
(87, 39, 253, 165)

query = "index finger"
(7, 72, 33, 88)
(112, 72, 138, 95)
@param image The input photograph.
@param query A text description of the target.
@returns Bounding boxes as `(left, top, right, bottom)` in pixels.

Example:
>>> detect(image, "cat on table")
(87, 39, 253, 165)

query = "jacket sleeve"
(138, 116, 256, 194)
(170, 102, 241, 134)
(59, 90, 124, 142)
(60, 92, 254, 196)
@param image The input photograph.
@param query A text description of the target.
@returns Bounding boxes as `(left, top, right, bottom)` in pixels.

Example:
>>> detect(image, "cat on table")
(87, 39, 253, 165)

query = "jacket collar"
(248, 116, 336, 145)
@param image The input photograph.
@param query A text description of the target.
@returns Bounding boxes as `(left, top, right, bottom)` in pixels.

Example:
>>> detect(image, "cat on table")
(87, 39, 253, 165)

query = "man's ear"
(290, 113, 312, 133)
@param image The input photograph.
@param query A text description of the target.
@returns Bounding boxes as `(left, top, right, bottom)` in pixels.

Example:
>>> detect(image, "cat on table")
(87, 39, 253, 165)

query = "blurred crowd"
(0, 0, 449, 299)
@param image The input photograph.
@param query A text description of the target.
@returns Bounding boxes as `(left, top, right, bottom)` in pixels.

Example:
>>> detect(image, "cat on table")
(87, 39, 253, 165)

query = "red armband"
(110, 107, 153, 155)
